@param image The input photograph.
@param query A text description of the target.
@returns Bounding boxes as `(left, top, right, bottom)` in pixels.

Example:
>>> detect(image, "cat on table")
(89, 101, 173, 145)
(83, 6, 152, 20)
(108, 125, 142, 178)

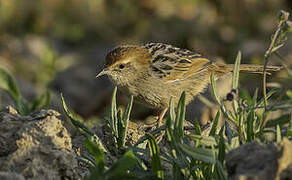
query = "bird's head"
(96, 45, 151, 86)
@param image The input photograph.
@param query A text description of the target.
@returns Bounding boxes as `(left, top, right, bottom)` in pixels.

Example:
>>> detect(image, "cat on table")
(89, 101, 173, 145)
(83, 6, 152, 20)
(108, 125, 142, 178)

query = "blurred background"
(0, 0, 291, 124)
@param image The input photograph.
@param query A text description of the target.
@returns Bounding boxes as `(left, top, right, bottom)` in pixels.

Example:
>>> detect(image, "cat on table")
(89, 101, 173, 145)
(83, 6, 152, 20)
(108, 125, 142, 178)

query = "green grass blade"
(146, 133, 164, 179)
(176, 92, 186, 140)
(169, 97, 176, 129)
(121, 95, 134, 147)
(166, 97, 176, 143)
(232, 51, 241, 89)
(0, 67, 21, 102)
(123, 95, 134, 122)
(209, 111, 220, 136)
(251, 88, 259, 107)
(187, 135, 217, 147)
(193, 120, 201, 135)
(105, 150, 137, 179)
(0, 67, 31, 115)
(210, 73, 221, 105)
(179, 144, 216, 164)
(247, 111, 255, 142)
(217, 135, 225, 164)
(15, 98, 30, 115)
(229, 137, 240, 150)
(60, 93, 107, 152)
(257, 89, 279, 107)
(85, 169, 104, 180)
(117, 109, 123, 148)
(172, 164, 183, 180)
(80, 154, 97, 169)
(219, 124, 225, 137)
(61, 93, 88, 133)
(215, 161, 227, 180)
(239, 88, 252, 105)
(287, 131, 292, 137)
(111, 87, 118, 136)
(30, 90, 51, 112)
(85, 139, 105, 173)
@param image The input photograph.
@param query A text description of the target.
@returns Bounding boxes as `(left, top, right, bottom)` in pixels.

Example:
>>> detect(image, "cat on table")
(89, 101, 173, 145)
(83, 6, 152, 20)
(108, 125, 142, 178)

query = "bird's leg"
(153, 108, 168, 143)
(143, 108, 168, 143)
(157, 108, 168, 127)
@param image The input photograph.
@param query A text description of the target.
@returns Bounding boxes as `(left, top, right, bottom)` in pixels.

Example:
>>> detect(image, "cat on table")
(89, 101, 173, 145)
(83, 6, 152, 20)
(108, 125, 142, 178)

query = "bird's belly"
(118, 73, 210, 110)
(118, 81, 169, 109)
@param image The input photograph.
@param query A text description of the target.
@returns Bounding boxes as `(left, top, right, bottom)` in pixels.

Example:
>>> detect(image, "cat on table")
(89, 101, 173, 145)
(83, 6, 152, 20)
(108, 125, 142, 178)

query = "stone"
(0, 107, 81, 180)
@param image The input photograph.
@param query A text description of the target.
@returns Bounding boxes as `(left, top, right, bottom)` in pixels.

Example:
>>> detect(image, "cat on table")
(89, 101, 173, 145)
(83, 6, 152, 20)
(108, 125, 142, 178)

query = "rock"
(226, 138, 292, 180)
(0, 172, 25, 180)
(0, 107, 81, 180)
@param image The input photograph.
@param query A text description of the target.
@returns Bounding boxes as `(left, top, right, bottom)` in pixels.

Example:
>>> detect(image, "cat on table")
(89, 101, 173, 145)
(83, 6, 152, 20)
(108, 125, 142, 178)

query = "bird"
(96, 43, 281, 126)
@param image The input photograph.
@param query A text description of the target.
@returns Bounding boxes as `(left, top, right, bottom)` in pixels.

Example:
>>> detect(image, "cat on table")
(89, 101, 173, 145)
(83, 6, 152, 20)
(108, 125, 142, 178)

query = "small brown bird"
(96, 43, 280, 125)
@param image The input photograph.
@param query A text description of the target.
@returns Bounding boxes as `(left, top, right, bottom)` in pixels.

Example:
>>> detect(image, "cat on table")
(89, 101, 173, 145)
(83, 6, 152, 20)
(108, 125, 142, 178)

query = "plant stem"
(261, 16, 287, 131)
(238, 112, 243, 144)
(262, 23, 282, 109)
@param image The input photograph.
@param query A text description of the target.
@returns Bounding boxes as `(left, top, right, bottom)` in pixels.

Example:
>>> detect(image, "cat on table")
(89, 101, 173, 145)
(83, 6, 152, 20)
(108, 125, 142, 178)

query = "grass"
(0, 67, 51, 115)
(61, 89, 228, 179)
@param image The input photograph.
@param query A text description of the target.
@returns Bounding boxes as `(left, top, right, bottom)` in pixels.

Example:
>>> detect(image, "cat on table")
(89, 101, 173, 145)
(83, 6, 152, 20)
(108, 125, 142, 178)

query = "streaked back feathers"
(104, 42, 281, 80)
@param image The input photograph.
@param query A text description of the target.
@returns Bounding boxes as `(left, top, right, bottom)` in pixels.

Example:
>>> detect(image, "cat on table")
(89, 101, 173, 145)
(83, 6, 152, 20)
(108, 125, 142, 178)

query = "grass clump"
(0, 67, 51, 115)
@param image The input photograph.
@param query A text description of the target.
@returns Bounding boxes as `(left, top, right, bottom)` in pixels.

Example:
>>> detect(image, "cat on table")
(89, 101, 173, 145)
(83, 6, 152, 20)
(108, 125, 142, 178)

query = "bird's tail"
(212, 63, 282, 75)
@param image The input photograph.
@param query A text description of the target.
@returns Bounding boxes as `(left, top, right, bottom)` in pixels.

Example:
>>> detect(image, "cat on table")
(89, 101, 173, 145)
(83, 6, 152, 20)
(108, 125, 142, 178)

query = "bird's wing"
(144, 43, 212, 81)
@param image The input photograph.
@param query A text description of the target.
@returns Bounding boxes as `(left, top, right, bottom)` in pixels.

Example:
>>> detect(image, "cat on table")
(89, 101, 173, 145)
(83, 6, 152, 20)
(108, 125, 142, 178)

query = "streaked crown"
(104, 45, 150, 68)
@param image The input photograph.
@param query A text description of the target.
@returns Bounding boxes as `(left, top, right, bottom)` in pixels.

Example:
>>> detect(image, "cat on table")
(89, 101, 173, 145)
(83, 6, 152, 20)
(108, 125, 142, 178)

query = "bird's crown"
(104, 45, 150, 68)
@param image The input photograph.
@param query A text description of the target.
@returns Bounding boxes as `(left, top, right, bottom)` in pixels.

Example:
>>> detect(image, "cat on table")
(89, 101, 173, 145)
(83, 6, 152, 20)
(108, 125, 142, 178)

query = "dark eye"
(119, 64, 125, 69)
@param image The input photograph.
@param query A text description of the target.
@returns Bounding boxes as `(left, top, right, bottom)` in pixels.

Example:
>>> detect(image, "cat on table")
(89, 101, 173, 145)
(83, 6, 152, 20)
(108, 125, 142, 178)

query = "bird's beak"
(96, 68, 110, 78)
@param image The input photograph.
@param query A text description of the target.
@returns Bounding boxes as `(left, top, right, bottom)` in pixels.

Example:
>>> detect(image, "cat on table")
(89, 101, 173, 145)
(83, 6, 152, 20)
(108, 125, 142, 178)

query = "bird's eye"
(119, 64, 125, 69)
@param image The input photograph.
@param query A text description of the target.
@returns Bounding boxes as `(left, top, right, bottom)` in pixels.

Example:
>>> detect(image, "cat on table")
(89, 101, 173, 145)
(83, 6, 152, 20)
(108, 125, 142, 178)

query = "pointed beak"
(96, 68, 110, 78)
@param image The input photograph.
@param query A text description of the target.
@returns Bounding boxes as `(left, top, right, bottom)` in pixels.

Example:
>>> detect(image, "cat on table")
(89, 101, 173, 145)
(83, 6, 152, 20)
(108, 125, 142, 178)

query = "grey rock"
(226, 138, 292, 180)
(0, 107, 81, 180)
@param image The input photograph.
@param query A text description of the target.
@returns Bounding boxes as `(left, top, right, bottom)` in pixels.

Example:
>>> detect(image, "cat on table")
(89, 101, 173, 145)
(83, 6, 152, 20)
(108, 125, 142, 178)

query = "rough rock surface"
(0, 107, 80, 180)
(226, 138, 292, 180)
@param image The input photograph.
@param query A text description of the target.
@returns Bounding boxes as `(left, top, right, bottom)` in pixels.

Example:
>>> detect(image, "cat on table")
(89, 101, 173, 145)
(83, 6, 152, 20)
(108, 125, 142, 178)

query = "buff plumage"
(97, 43, 281, 125)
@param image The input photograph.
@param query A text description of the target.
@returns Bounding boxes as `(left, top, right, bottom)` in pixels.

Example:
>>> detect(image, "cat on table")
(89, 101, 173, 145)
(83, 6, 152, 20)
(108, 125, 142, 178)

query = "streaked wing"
(144, 43, 211, 81)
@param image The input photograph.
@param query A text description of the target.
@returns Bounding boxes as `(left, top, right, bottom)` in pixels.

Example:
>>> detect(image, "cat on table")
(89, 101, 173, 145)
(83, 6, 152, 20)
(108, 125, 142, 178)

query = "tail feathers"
(215, 64, 282, 75)
(237, 64, 281, 74)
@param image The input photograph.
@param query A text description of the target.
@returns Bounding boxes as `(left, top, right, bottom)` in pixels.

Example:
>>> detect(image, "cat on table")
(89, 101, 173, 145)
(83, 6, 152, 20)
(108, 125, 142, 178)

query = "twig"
(261, 10, 290, 130)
